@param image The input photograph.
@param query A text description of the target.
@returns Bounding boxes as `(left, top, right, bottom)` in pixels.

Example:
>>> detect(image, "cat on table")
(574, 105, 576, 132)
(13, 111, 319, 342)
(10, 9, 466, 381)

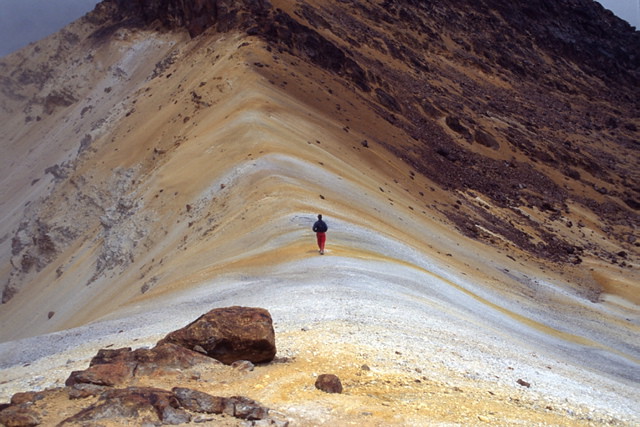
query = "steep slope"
(0, 0, 639, 425)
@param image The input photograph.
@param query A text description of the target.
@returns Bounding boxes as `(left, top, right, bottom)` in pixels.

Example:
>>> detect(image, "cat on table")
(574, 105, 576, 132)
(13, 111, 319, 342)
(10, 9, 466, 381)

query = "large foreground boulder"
(157, 306, 276, 365)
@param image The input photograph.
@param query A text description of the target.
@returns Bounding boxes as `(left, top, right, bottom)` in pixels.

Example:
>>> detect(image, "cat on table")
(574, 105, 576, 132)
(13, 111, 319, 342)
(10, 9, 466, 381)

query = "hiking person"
(312, 214, 328, 254)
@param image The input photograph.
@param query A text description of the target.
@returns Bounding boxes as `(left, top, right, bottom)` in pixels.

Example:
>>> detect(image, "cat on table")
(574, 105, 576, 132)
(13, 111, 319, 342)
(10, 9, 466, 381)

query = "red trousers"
(316, 232, 326, 251)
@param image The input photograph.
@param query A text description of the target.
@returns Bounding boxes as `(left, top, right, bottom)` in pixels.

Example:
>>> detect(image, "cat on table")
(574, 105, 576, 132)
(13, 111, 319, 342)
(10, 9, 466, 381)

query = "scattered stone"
(315, 374, 343, 393)
(158, 306, 276, 365)
(445, 116, 469, 136)
(226, 396, 270, 420)
(161, 405, 192, 425)
(474, 129, 500, 149)
(172, 387, 226, 414)
(517, 379, 531, 388)
(68, 383, 108, 399)
(232, 360, 255, 371)
(193, 414, 216, 423)
(193, 344, 207, 354)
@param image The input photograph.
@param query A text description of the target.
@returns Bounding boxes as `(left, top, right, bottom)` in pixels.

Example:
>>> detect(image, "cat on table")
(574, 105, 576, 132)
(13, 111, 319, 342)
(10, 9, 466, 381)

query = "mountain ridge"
(0, 1, 639, 424)
(0, 0, 638, 339)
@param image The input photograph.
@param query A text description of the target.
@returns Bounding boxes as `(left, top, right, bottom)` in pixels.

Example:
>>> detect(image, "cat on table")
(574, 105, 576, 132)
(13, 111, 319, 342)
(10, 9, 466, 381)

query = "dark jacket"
(313, 220, 328, 233)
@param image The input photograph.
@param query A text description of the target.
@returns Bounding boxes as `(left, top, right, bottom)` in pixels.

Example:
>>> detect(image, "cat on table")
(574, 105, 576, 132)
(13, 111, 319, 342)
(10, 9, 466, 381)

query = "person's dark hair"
(318, 214, 323, 220)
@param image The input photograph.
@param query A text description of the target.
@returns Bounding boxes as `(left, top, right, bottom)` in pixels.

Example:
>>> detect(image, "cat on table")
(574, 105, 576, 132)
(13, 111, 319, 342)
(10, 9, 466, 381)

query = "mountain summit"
(0, 0, 638, 424)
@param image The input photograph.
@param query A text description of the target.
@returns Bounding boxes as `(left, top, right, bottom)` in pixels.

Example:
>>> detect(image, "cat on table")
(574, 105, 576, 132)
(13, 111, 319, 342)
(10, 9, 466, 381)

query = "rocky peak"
(101, 0, 272, 36)
(99, 0, 639, 86)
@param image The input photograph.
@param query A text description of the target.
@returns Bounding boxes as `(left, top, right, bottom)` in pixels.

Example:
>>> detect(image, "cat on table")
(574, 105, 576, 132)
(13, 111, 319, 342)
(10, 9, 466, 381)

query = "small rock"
(68, 383, 108, 399)
(161, 405, 192, 425)
(172, 387, 225, 414)
(193, 345, 207, 354)
(231, 360, 255, 371)
(315, 374, 343, 393)
(516, 379, 531, 388)
(193, 414, 216, 423)
(226, 396, 269, 420)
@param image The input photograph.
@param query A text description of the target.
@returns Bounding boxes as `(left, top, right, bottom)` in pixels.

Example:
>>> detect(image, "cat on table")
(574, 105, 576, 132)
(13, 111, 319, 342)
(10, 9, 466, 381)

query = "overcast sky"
(0, 0, 638, 57)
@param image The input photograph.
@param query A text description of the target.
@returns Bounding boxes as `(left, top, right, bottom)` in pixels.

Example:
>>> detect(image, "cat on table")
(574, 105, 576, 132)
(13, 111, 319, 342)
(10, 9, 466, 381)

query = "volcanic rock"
(172, 387, 270, 420)
(65, 342, 219, 386)
(67, 383, 109, 400)
(9, 391, 48, 406)
(61, 386, 189, 425)
(66, 356, 135, 387)
(157, 306, 277, 364)
(0, 405, 41, 427)
(315, 373, 343, 393)
(172, 387, 226, 414)
(224, 395, 270, 420)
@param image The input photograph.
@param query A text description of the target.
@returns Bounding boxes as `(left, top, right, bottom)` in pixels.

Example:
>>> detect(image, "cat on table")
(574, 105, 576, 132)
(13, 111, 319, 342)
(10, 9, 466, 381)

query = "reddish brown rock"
(65, 342, 219, 387)
(315, 374, 343, 394)
(172, 387, 226, 414)
(10, 391, 47, 405)
(158, 306, 276, 365)
(226, 396, 270, 420)
(0, 405, 41, 427)
(172, 388, 269, 420)
(68, 383, 108, 399)
(135, 342, 220, 371)
(88, 347, 133, 365)
(61, 386, 190, 425)
(66, 359, 134, 387)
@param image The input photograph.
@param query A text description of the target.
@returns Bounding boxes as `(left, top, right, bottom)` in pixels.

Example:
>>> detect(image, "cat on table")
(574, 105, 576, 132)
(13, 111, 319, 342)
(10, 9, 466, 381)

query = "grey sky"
(0, 0, 638, 57)
(0, 0, 99, 57)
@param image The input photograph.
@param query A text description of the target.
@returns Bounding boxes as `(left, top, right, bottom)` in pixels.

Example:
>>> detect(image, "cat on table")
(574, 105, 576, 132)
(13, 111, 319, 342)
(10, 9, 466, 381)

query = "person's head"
(318, 214, 323, 220)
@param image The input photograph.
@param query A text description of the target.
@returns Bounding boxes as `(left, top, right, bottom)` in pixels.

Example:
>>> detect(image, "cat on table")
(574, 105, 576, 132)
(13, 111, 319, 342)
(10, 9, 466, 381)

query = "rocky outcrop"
(95, 0, 371, 92)
(61, 387, 190, 425)
(101, 0, 271, 37)
(158, 306, 277, 364)
(66, 342, 218, 387)
(59, 386, 277, 425)
(67, 306, 275, 388)
(173, 388, 270, 420)
(0, 307, 286, 426)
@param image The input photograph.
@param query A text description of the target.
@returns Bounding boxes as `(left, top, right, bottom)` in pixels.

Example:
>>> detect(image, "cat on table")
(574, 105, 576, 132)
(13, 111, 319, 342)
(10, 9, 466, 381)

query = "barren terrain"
(0, 0, 638, 425)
